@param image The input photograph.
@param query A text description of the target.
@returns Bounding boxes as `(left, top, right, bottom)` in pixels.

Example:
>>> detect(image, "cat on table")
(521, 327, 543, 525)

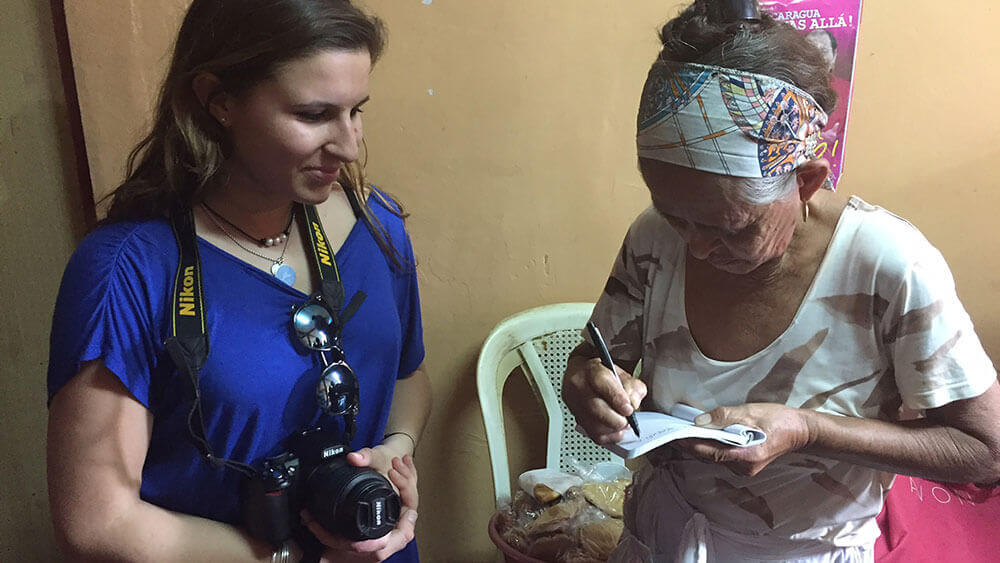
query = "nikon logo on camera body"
(312, 221, 333, 267)
(178, 266, 197, 316)
(322, 445, 345, 459)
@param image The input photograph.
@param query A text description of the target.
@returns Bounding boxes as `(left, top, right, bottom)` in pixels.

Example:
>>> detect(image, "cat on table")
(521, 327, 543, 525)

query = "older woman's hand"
(668, 403, 813, 477)
(562, 357, 647, 445)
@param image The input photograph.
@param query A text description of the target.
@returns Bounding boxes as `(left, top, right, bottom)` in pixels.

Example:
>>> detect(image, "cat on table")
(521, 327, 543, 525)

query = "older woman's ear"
(796, 159, 831, 203)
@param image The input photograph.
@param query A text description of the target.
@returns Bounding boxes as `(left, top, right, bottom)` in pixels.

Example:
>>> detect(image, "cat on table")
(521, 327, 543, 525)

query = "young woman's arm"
(47, 360, 276, 562)
(382, 365, 432, 458)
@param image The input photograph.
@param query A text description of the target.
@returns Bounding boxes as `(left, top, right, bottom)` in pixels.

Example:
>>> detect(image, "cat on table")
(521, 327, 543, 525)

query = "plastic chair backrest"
(476, 303, 624, 508)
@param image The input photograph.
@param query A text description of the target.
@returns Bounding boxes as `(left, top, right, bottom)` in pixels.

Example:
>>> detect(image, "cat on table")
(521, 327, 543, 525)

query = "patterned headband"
(637, 61, 830, 182)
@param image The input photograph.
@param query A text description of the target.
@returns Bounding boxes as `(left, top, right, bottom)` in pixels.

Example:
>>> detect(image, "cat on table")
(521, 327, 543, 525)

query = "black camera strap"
(166, 198, 366, 476)
(302, 199, 366, 440)
(165, 208, 257, 477)
(302, 200, 367, 330)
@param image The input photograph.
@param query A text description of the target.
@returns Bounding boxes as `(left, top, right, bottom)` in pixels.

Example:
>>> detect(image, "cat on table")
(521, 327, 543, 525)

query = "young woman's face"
(640, 159, 800, 275)
(223, 49, 372, 205)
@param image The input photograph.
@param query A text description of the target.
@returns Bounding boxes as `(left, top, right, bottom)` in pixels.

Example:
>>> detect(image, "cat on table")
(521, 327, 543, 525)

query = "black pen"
(586, 321, 641, 437)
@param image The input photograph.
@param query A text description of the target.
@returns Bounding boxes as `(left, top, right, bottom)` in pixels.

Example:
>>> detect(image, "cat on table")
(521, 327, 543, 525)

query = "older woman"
(561, 1, 1000, 562)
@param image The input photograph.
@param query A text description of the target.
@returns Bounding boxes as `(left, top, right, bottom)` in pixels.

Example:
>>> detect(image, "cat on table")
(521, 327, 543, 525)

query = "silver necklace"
(201, 203, 297, 285)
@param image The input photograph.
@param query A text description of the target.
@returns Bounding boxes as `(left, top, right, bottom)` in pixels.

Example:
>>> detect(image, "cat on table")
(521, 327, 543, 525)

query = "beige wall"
(11, 0, 997, 561)
(0, 0, 86, 561)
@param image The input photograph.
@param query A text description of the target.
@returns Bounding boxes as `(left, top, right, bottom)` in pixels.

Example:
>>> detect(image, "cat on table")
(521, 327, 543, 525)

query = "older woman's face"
(639, 159, 800, 275)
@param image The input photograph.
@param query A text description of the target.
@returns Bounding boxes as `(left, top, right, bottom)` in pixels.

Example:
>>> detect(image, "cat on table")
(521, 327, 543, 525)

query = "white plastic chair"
(476, 303, 625, 508)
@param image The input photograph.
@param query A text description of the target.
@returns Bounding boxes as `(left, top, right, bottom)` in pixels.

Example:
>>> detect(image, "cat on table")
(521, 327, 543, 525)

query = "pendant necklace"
(202, 202, 294, 247)
(201, 203, 298, 285)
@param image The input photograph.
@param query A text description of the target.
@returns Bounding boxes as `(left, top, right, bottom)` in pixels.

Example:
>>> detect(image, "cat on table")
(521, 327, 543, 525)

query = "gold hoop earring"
(802, 201, 810, 223)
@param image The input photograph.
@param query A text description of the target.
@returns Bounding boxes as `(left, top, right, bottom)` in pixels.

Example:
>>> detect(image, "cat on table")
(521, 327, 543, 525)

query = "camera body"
(242, 426, 401, 545)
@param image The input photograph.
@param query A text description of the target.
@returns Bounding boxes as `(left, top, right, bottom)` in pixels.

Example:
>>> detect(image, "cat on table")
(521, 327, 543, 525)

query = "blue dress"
(48, 193, 424, 562)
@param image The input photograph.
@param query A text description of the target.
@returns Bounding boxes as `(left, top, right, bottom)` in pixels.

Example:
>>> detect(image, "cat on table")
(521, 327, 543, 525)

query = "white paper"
(600, 406, 767, 460)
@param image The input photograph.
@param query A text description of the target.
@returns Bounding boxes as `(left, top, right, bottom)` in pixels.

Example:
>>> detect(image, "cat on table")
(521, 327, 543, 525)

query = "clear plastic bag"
(493, 459, 632, 562)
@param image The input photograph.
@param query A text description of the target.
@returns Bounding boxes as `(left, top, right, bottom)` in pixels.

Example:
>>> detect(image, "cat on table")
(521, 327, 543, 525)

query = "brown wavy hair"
(656, 0, 837, 113)
(103, 0, 410, 269)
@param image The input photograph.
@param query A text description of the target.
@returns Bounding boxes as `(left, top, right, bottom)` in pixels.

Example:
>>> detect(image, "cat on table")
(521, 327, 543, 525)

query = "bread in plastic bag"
(493, 458, 633, 561)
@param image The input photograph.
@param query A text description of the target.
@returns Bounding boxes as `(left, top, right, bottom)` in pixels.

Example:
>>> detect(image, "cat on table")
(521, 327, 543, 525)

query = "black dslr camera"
(242, 291, 399, 546)
(241, 426, 401, 544)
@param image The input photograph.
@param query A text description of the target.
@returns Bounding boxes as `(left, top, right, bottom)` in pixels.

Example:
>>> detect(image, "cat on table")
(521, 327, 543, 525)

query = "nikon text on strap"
(166, 208, 256, 476)
(302, 202, 367, 332)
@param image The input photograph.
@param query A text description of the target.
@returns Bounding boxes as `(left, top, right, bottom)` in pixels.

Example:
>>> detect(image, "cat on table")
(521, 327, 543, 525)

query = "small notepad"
(595, 404, 767, 460)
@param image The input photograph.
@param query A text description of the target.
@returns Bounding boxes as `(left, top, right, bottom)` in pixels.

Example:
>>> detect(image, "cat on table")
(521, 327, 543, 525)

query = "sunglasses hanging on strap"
(164, 193, 367, 474)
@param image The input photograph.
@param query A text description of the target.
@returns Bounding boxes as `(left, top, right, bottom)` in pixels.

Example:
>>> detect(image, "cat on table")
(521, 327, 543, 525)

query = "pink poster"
(759, 1, 864, 189)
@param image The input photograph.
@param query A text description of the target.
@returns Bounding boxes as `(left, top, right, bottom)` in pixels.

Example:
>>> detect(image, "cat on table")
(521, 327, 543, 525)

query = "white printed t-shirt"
(588, 196, 997, 554)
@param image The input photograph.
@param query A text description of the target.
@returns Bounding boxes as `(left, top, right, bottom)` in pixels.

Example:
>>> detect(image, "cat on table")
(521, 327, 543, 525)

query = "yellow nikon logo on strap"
(178, 265, 197, 316)
(312, 221, 333, 267)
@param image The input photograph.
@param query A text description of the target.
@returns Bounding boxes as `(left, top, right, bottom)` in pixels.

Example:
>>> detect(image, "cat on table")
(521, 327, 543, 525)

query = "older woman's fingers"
(682, 438, 737, 463)
(691, 405, 741, 429)
(563, 360, 638, 444)
(569, 404, 624, 443)
(580, 395, 630, 438)
(622, 376, 647, 410)
(671, 438, 773, 477)
(584, 418, 628, 446)
(668, 438, 703, 460)
(585, 363, 636, 416)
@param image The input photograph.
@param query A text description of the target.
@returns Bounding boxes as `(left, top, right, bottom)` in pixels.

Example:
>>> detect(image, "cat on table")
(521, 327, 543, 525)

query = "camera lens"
(306, 459, 401, 541)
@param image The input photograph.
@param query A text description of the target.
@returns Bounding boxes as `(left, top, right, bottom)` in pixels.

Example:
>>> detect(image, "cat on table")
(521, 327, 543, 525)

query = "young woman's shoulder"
(50, 218, 175, 405)
(366, 186, 408, 228)
(68, 219, 175, 281)
(58, 219, 177, 331)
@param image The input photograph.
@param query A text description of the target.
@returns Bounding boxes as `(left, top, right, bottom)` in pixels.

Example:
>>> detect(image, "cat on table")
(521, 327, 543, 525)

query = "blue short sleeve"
(48, 222, 172, 407)
(370, 189, 424, 379)
(395, 232, 424, 379)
